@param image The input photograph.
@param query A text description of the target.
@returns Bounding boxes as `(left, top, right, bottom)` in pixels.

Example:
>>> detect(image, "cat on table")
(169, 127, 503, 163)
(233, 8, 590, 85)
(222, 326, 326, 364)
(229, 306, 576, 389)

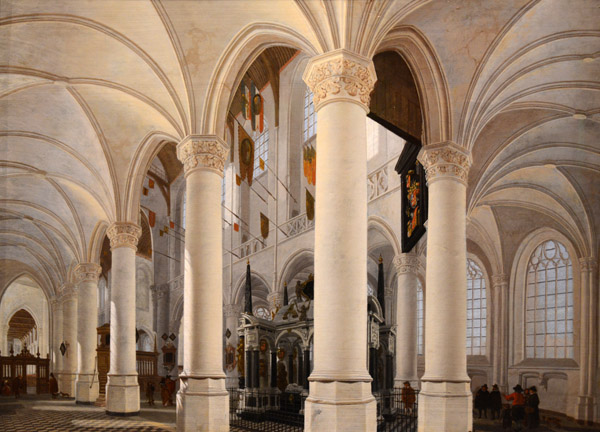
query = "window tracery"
(466, 259, 486, 355)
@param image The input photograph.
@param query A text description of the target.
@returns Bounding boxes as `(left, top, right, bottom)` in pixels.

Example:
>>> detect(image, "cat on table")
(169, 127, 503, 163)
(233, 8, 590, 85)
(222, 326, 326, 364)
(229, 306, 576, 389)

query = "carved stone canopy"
(176, 135, 229, 176)
(419, 141, 472, 185)
(303, 49, 377, 112)
(74, 263, 101, 283)
(106, 222, 141, 251)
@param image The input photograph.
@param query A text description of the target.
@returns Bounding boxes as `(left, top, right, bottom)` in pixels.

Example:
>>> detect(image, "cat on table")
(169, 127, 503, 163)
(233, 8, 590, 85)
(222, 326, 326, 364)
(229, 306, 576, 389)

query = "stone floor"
(473, 416, 600, 432)
(0, 394, 176, 431)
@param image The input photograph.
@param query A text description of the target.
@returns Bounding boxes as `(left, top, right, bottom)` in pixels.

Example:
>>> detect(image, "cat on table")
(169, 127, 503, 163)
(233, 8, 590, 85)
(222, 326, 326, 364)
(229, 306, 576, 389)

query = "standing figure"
(49, 373, 59, 399)
(505, 384, 526, 431)
(160, 377, 169, 406)
(165, 375, 176, 406)
(146, 381, 155, 406)
(489, 384, 503, 420)
(526, 386, 540, 429)
(474, 384, 490, 418)
(1, 379, 11, 396)
(13, 375, 22, 399)
(401, 381, 416, 413)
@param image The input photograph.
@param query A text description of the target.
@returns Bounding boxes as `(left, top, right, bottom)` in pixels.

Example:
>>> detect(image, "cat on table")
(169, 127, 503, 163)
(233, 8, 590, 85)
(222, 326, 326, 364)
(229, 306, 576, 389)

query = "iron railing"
(376, 388, 419, 432)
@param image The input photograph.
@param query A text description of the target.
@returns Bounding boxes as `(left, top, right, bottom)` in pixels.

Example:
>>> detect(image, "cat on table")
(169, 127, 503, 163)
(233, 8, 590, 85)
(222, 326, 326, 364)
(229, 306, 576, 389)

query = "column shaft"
(393, 254, 420, 387)
(52, 299, 63, 376)
(418, 142, 472, 432)
(176, 136, 229, 431)
(75, 263, 101, 403)
(303, 49, 377, 431)
(61, 286, 78, 395)
(106, 222, 141, 415)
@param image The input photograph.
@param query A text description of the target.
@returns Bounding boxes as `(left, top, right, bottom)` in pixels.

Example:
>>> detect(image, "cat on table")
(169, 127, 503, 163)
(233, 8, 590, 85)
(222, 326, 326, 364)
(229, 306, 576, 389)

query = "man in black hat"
(526, 386, 540, 429)
(474, 384, 490, 418)
(490, 384, 502, 420)
(505, 384, 526, 430)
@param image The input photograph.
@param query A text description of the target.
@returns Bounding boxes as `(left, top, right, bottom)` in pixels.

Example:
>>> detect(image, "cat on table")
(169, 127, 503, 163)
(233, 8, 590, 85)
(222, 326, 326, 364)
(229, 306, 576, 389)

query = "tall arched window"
(526, 240, 574, 359)
(466, 258, 486, 355)
(303, 89, 316, 142)
(417, 279, 424, 356)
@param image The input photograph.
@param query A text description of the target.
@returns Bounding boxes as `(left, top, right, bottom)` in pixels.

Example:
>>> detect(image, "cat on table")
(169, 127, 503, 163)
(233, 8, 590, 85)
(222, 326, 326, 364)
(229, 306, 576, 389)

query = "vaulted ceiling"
(0, 0, 598, 298)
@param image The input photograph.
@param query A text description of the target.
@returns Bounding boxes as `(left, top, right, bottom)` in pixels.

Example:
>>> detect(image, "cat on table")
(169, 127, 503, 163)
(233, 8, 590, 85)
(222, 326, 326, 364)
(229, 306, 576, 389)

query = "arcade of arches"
(0, 1, 598, 431)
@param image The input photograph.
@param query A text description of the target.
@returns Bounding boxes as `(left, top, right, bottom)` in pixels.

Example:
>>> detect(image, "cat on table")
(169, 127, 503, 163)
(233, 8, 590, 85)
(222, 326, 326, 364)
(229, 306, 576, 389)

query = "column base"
(304, 380, 376, 432)
(106, 374, 139, 415)
(75, 373, 99, 403)
(177, 376, 229, 432)
(58, 372, 76, 397)
(418, 380, 472, 432)
(576, 395, 596, 424)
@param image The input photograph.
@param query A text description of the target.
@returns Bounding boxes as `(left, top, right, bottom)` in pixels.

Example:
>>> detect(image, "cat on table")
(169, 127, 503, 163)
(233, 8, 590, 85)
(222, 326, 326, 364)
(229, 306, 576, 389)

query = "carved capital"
(106, 222, 141, 251)
(224, 303, 242, 318)
(393, 254, 421, 275)
(492, 274, 508, 287)
(50, 296, 62, 310)
(176, 135, 229, 176)
(151, 284, 170, 300)
(579, 257, 598, 272)
(303, 49, 376, 112)
(419, 141, 472, 185)
(74, 263, 101, 283)
(60, 283, 77, 300)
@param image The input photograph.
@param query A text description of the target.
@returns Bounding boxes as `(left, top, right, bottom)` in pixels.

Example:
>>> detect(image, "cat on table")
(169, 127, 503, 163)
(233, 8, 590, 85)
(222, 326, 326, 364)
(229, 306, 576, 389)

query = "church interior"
(0, 1, 598, 431)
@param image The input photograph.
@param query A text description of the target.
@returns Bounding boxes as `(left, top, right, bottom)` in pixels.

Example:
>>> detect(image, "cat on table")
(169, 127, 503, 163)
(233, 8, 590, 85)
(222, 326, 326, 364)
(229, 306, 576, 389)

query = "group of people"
(0, 375, 23, 398)
(146, 375, 176, 407)
(475, 383, 540, 430)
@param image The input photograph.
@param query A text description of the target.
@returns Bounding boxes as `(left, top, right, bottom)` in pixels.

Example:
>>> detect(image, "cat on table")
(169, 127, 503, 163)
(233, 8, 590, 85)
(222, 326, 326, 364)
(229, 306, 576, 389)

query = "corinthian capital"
(176, 135, 229, 176)
(492, 274, 508, 287)
(74, 263, 101, 283)
(107, 222, 141, 251)
(393, 254, 421, 275)
(303, 49, 376, 112)
(579, 257, 598, 272)
(419, 141, 472, 185)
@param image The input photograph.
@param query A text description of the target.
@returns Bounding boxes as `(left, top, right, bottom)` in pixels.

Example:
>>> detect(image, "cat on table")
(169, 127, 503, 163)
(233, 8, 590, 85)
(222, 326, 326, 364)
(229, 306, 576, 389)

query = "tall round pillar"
(302, 49, 377, 431)
(176, 135, 229, 431)
(51, 297, 63, 376)
(224, 303, 242, 388)
(60, 284, 78, 395)
(106, 222, 142, 415)
(418, 142, 472, 432)
(74, 263, 101, 404)
(393, 253, 421, 387)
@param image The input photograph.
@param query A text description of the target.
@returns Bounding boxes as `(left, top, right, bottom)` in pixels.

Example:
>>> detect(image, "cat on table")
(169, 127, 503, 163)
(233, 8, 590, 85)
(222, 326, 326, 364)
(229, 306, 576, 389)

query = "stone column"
(393, 253, 421, 387)
(60, 283, 78, 395)
(302, 49, 377, 431)
(418, 142, 472, 432)
(224, 304, 242, 388)
(106, 222, 142, 415)
(74, 263, 101, 404)
(152, 284, 170, 343)
(50, 297, 63, 375)
(577, 258, 598, 424)
(176, 135, 229, 431)
(491, 274, 508, 392)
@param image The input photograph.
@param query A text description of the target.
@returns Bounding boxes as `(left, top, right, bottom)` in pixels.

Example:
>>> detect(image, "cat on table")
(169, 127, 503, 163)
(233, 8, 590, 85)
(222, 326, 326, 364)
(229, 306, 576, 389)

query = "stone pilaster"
(74, 263, 101, 404)
(393, 253, 421, 388)
(418, 142, 472, 432)
(577, 257, 598, 423)
(106, 222, 141, 415)
(491, 274, 508, 393)
(50, 297, 63, 376)
(302, 49, 377, 432)
(151, 284, 170, 352)
(176, 135, 229, 432)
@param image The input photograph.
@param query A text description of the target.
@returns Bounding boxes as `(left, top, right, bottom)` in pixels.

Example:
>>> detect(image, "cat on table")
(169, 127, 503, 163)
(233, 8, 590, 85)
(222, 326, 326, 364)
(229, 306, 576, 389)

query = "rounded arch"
(368, 216, 400, 256)
(200, 22, 319, 138)
(87, 220, 109, 264)
(136, 324, 156, 352)
(123, 132, 182, 222)
(509, 227, 581, 365)
(277, 248, 314, 294)
(232, 269, 272, 307)
(374, 25, 452, 145)
(0, 269, 52, 306)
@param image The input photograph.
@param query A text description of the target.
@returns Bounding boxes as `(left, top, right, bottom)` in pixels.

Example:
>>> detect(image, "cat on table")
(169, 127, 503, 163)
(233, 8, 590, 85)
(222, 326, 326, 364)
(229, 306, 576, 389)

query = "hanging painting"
(260, 212, 269, 239)
(238, 124, 255, 186)
(395, 138, 428, 253)
(306, 189, 315, 221)
(303, 144, 316, 185)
